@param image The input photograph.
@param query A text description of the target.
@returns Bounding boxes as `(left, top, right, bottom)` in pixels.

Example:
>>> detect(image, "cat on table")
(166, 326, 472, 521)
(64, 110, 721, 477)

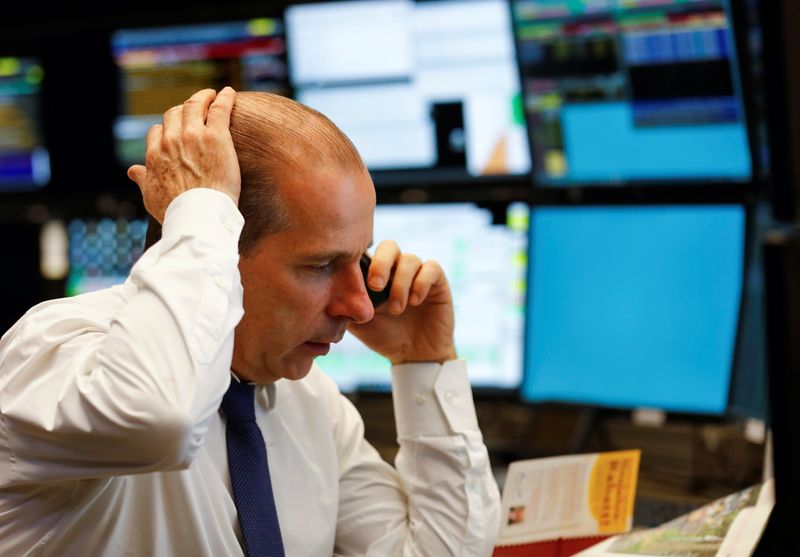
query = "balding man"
(0, 88, 501, 556)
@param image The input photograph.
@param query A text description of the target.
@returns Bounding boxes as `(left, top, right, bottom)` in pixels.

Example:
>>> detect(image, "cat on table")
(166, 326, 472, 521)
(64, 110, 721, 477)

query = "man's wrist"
(391, 347, 458, 366)
(161, 188, 244, 250)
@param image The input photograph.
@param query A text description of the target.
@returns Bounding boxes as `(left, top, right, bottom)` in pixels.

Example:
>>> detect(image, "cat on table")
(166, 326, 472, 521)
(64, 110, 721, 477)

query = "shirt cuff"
(161, 189, 244, 252)
(391, 359, 480, 439)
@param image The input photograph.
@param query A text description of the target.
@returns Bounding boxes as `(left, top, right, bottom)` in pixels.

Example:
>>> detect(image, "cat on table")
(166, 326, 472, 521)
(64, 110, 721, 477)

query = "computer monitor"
(111, 17, 288, 166)
(66, 218, 147, 296)
(511, 0, 752, 187)
(522, 204, 745, 414)
(317, 202, 529, 392)
(285, 0, 531, 185)
(0, 56, 50, 190)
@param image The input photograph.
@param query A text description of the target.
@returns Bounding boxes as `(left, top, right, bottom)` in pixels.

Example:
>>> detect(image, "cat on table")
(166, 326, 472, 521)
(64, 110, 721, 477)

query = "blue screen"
(512, 0, 753, 186)
(522, 205, 745, 413)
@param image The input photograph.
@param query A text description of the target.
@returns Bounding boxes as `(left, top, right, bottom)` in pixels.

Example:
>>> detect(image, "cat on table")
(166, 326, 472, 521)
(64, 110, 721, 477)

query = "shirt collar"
(229, 372, 277, 411)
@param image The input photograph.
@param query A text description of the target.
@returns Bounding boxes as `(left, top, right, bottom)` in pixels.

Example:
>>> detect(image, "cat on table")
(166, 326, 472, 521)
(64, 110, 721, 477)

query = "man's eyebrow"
(300, 241, 374, 263)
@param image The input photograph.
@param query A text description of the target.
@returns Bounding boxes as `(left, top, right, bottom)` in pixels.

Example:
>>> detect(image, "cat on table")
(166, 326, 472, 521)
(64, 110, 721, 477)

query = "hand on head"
(127, 87, 241, 224)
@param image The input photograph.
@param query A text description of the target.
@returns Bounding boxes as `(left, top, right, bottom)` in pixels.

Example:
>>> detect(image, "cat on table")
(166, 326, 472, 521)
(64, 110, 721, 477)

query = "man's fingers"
(144, 124, 163, 167)
(127, 165, 146, 188)
(387, 253, 423, 314)
(161, 105, 183, 147)
(408, 261, 444, 306)
(206, 86, 237, 129)
(162, 104, 182, 127)
(182, 88, 217, 127)
(369, 240, 400, 290)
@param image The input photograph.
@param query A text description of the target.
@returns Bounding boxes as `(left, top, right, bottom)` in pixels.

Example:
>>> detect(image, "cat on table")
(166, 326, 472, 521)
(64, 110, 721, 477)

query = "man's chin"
(257, 344, 327, 383)
(276, 353, 317, 382)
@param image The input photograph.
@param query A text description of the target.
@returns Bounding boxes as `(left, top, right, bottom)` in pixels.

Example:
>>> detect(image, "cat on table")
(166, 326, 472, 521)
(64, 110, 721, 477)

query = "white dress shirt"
(0, 189, 501, 556)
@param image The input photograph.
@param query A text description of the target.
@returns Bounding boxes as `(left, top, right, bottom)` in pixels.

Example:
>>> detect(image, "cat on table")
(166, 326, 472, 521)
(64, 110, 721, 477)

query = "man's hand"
(127, 87, 241, 223)
(348, 240, 457, 365)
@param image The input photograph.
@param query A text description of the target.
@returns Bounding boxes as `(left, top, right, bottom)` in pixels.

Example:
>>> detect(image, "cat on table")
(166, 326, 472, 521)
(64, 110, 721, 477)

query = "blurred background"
(2, 0, 799, 544)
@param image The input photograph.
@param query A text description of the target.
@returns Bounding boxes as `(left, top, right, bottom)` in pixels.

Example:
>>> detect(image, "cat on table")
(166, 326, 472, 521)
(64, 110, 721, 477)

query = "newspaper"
(575, 480, 775, 557)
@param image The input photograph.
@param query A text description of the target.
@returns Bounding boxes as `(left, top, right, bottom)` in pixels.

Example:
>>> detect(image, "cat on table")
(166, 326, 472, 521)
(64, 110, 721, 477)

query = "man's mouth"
(302, 333, 345, 356)
(302, 341, 332, 355)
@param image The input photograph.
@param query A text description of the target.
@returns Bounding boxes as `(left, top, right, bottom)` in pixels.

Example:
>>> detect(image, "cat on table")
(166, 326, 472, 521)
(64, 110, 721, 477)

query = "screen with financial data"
(66, 218, 147, 296)
(111, 18, 289, 166)
(511, 0, 752, 186)
(0, 57, 50, 191)
(317, 202, 529, 392)
(285, 0, 531, 185)
(522, 204, 745, 414)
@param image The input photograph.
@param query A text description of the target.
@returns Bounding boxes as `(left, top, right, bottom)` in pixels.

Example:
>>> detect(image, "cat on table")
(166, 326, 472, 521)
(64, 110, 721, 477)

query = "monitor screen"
(66, 218, 147, 296)
(285, 0, 531, 185)
(522, 205, 745, 414)
(0, 57, 49, 190)
(317, 202, 529, 391)
(112, 18, 288, 165)
(511, 0, 752, 186)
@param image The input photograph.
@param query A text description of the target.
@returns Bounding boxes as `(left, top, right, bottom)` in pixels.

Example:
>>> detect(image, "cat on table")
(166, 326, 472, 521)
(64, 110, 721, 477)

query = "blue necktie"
(220, 379, 285, 557)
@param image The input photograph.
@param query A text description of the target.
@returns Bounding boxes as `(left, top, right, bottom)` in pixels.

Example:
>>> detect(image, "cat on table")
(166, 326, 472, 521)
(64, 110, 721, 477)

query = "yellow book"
(497, 450, 641, 549)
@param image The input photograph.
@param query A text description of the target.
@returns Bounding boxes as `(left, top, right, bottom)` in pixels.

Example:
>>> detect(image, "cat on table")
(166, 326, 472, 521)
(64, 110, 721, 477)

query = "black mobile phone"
(359, 253, 391, 308)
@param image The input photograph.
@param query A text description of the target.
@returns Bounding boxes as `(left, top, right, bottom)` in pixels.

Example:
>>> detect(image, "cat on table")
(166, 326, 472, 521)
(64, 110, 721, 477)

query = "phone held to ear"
(360, 253, 391, 308)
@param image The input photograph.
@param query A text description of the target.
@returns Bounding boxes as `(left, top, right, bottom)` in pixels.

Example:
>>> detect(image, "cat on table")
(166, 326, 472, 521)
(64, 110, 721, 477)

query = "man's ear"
(144, 215, 162, 250)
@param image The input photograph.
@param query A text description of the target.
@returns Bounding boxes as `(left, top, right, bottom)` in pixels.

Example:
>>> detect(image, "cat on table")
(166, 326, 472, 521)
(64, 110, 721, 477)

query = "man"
(0, 87, 501, 555)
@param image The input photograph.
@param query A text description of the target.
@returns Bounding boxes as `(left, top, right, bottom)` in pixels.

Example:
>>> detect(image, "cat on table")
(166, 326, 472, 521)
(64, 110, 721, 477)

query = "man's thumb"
(127, 165, 146, 189)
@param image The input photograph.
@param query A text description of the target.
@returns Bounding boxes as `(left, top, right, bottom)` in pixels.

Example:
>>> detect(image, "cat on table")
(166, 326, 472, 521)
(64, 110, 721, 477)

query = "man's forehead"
(280, 169, 374, 221)
(271, 199, 374, 253)
(295, 239, 375, 262)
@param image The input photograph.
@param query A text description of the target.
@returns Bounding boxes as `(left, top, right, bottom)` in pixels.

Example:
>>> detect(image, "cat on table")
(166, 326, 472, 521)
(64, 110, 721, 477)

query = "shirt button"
(445, 391, 457, 404)
(222, 219, 234, 233)
(214, 276, 227, 289)
(415, 393, 427, 405)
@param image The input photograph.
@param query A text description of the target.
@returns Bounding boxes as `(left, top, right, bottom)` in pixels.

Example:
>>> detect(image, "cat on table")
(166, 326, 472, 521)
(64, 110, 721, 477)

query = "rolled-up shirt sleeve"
(334, 360, 502, 556)
(0, 188, 245, 486)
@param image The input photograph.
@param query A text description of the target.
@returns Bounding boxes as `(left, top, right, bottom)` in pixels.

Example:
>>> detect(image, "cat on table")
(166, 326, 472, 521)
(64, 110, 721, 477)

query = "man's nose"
(327, 265, 375, 324)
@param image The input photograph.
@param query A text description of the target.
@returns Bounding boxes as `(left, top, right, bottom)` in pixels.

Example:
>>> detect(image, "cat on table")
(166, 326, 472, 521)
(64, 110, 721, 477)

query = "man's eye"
(310, 262, 333, 273)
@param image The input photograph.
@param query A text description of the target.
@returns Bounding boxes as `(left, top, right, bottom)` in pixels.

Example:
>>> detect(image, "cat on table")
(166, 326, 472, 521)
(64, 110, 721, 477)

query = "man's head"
(229, 92, 368, 256)
(227, 92, 376, 384)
